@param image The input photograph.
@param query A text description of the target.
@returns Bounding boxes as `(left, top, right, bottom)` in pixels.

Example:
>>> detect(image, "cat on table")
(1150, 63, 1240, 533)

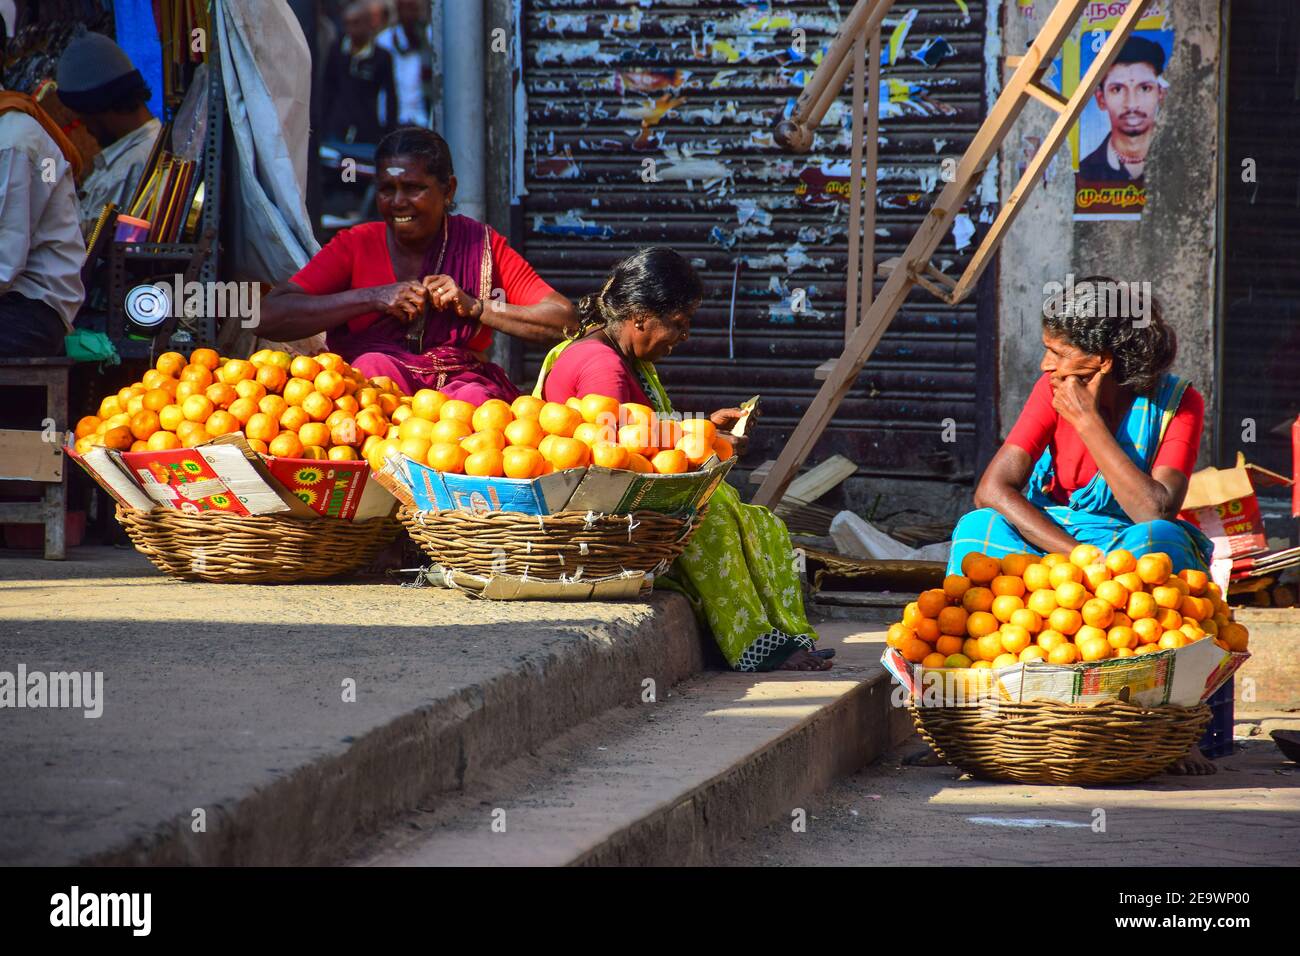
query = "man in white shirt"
(0, 17, 86, 356)
(55, 31, 162, 236)
(376, 0, 435, 127)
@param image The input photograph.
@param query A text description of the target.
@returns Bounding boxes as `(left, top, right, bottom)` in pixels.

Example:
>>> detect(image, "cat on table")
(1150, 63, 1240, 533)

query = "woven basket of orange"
(886, 546, 1248, 784)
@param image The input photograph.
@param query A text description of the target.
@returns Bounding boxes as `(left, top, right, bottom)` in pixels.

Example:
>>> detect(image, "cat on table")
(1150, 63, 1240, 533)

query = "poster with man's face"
(1055, 4, 1175, 221)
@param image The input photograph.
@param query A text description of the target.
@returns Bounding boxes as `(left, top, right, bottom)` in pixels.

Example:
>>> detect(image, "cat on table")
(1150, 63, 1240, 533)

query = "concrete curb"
(86, 594, 705, 866)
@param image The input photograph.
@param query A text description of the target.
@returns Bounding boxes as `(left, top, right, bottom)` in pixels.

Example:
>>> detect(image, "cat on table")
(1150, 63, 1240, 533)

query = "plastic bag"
(63, 330, 120, 366)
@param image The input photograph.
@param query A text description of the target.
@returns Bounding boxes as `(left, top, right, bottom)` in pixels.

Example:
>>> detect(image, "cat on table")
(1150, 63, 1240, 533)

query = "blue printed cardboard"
(564, 456, 734, 516)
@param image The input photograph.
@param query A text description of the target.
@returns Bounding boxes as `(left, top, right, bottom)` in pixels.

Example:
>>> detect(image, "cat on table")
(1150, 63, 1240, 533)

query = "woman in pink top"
(535, 248, 831, 672)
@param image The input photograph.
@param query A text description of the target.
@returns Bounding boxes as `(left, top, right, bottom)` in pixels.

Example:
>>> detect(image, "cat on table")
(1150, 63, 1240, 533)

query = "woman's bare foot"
(778, 648, 833, 671)
(1166, 745, 1218, 775)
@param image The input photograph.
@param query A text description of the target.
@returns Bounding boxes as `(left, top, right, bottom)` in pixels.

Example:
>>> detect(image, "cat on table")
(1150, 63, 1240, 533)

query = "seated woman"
(259, 127, 574, 404)
(949, 276, 1215, 772)
(536, 247, 831, 672)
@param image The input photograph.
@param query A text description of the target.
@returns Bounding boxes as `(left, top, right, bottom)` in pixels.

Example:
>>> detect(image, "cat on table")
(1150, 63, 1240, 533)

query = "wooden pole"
(844, 33, 867, 343)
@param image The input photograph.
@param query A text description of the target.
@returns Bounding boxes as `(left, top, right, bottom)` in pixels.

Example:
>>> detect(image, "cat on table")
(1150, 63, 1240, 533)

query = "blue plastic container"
(1198, 678, 1235, 759)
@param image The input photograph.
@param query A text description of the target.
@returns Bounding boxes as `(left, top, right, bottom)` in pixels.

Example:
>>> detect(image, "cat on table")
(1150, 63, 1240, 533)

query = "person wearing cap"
(0, 9, 86, 355)
(1077, 36, 1168, 184)
(56, 31, 162, 235)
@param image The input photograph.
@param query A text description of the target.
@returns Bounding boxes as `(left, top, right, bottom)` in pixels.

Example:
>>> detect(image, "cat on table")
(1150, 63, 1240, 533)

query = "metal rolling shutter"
(520, 1, 993, 484)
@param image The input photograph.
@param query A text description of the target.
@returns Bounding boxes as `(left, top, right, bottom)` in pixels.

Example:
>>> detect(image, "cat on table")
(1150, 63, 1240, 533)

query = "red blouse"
(543, 337, 652, 407)
(1005, 373, 1204, 505)
(289, 221, 555, 353)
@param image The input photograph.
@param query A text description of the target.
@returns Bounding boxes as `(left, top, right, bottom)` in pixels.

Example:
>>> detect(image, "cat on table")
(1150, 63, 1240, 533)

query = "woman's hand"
(709, 407, 747, 432)
(1051, 370, 1105, 431)
(371, 281, 428, 323)
(422, 274, 482, 319)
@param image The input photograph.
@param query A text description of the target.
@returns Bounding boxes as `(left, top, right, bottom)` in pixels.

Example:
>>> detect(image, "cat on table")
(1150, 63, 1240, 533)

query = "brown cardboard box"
(1179, 453, 1292, 561)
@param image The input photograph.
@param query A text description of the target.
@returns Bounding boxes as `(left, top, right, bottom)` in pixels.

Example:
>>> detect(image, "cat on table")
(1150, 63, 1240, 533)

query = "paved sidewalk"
(0, 547, 702, 865)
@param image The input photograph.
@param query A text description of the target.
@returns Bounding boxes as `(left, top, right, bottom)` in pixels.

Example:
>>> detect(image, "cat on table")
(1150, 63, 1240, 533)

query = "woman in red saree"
(259, 128, 573, 403)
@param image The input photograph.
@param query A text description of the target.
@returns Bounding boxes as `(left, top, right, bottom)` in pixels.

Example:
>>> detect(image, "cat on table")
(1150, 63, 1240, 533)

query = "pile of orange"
(366, 392, 736, 479)
(72, 348, 407, 462)
(887, 546, 1251, 670)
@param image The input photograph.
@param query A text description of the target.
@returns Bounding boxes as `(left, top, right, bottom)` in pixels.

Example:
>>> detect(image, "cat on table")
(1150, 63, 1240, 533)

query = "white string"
(583, 510, 598, 530)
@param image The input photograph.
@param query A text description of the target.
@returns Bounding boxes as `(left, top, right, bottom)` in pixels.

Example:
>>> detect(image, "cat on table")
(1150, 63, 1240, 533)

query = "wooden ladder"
(753, 0, 1156, 509)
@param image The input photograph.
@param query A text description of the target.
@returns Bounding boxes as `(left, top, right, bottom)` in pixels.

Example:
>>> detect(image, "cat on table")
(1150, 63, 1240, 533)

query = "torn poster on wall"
(1053, 2, 1173, 221)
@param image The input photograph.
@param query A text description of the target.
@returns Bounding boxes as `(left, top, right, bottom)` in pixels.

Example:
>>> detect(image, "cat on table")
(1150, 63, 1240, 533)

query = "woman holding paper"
(535, 248, 831, 673)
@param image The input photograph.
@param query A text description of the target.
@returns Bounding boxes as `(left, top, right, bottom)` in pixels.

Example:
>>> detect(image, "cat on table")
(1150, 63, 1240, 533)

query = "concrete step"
(345, 617, 913, 866)
(0, 547, 706, 865)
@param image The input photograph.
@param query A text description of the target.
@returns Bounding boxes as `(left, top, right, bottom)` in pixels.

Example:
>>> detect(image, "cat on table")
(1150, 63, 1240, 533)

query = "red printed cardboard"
(1179, 453, 1292, 561)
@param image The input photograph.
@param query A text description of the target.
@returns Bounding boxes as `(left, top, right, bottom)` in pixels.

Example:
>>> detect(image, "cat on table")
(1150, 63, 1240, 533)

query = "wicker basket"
(115, 505, 399, 583)
(911, 697, 1212, 785)
(397, 505, 705, 581)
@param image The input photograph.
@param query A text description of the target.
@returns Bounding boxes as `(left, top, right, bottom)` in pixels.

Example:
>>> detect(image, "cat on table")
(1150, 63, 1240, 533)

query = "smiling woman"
(258, 128, 575, 403)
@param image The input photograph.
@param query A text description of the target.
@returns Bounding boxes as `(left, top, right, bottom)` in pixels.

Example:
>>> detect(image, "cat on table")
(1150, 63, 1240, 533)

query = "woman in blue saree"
(947, 277, 1216, 773)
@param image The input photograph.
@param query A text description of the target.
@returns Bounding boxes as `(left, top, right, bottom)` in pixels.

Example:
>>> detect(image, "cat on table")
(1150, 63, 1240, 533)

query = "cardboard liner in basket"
(911, 697, 1212, 786)
(396, 505, 706, 581)
(115, 505, 399, 583)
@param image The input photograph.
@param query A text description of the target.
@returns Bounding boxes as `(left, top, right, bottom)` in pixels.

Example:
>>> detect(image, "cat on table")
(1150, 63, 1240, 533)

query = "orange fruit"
(504, 417, 546, 449)
(357, 387, 381, 409)
(1000, 625, 1032, 655)
(300, 445, 328, 461)
(141, 388, 171, 413)
(1049, 562, 1084, 588)
(651, 449, 688, 474)
(990, 594, 1024, 623)
(174, 420, 206, 447)
(626, 452, 653, 474)
(464, 449, 505, 477)
(675, 432, 713, 466)
(578, 394, 621, 426)
(313, 370, 345, 400)
(544, 436, 591, 470)
(1158, 631, 1188, 650)
(204, 411, 239, 437)
(1178, 568, 1208, 595)
(221, 360, 256, 385)
(472, 399, 514, 433)
(960, 552, 1000, 585)
(146, 430, 181, 451)
(1179, 595, 1207, 622)
(1075, 623, 1107, 644)
(1151, 585, 1182, 610)
(992, 653, 1020, 669)
(246, 413, 279, 443)
(97, 395, 123, 419)
(326, 446, 357, 461)
(1133, 618, 1162, 645)
(902, 602, 924, 629)
(74, 415, 102, 439)
(502, 446, 544, 479)
(900, 638, 932, 664)
(1009, 608, 1043, 634)
(1134, 643, 1161, 655)
(617, 423, 655, 456)
(255, 364, 288, 393)
(976, 632, 1005, 662)
(620, 402, 655, 428)
(234, 379, 267, 403)
(1000, 553, 1035, 577)
(408, 389, 446, 421)
(1081, 563, 1111, 591)
(943, 574, 972, 601)
(227, 398, 258, 426)
(377, 394, 401, 416)
(591, 441, 630, 469)
(314, 352, 345, 372)
(916, 589, 947, 618)
(355, 408, 388, 438)
(935, 634, 964, 657)
(289, 356, 322, 381)
(963, 638, 982, 661)
(189, 347, 220, 370)
(1221, 623, 1249, 652)
(565, 396, 582, 413)
(141, 369, 169, 390)
(332, 394, 360, 417)
(1094, 579, 1129, 610)
(1167, 575, 1191, 597)
(302, 392, 334, 422)
(1055, 581, 1088, 610)
(1081, 598, 1115, 629)
(961, 587, 995, 614)
(125, 438, 148, 453)
(1155, 608, 1183, 631)
(653, 418, 684, 451)
(1019, 645, 1047, 663)
(1113, 647, 1135, 658)
(267, 432, 304, 457)
(712, 436, 734, 461)
(181, 395, 215, 423)
(1180, 622, 1205, 641)
(279, 406, 310, 433)
(1048, 642, 1080, 665)
(1136, 553, 1172, 586)
(1105, 549, 1137, 574)
(914, 618, 940, 644)
(1037, 629, 1069, 652)
(204, 383, 238, 410)
(330, 419, 360, 447)
(156, 351, 186, 376)
(1127, 591, 1157, 620)
(937, 606, 968, 637)
(886, 623, 915, 649)
(510, 395, 544, 420)
(1070, 544, 1103, 568)
(1113, 571, 1143, 594)
(1026, 588, 1059, 617)
(283, 378, 314, 407)
(1048, 607, 1083, 636)
(1022, 563, 1052, 592)
(1107, 625, 1137, 650)
(461, 429, 507, 454)
(430, 419, 473, 445)
(965, 611, 999, 638)
(537, 401, 582, 437)
(174, 380, 201, 402)
(426, 442, 469, 474)
(574, 421, 617, 446)
(990, 575, 1026, 598)
(128, 410, 161, 440)
(399, 437, 433, 463)
(180, 364, 213, 387)
(1078, 636, 1111, 661)
(439, 399, 476, 427)
(680, 416, 718, 446)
